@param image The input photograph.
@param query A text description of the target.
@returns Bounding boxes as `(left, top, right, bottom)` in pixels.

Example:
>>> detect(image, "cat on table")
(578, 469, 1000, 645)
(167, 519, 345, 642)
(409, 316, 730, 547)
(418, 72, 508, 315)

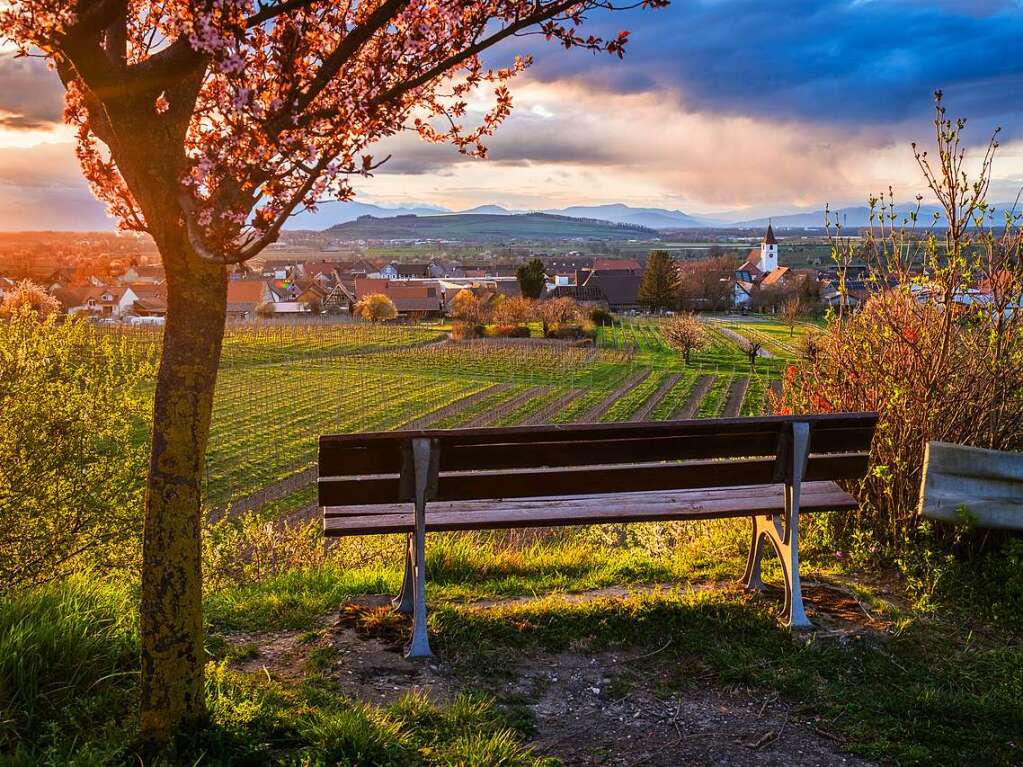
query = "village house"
(225, 279, 270, 319)
(117, 264, 165, 285)
(355, 277, 445, 315)
(733, 224, 792, 308)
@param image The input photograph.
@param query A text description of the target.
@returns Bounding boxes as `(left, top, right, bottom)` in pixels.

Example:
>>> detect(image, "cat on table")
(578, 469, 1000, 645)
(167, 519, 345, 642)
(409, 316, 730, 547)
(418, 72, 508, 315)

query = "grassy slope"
(5, 534, 1022, 766)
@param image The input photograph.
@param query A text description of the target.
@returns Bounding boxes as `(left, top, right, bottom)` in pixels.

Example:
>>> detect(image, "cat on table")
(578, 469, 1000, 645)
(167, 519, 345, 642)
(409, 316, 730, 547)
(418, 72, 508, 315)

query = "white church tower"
(760, 223, 779, 273)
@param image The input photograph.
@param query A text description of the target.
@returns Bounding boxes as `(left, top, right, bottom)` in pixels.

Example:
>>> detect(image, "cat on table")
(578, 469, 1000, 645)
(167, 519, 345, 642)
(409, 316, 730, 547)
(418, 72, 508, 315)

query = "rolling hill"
(734, 202, 1022, 229)
(287, 200, 451, 229)
(545, 203, 708, 229)
(324, 212, 658, 241)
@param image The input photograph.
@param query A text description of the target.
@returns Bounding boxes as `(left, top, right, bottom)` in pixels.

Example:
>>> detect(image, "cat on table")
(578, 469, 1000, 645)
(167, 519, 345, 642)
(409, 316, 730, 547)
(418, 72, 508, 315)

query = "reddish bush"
(779, 290, 1023, 548)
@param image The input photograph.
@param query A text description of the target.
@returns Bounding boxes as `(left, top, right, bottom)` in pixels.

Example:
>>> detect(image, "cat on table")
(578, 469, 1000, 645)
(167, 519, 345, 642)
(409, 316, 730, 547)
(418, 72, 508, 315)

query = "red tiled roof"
(592, 258, 641, 273)
(759, 266, 790, 287)
(226, 280, 266, 304)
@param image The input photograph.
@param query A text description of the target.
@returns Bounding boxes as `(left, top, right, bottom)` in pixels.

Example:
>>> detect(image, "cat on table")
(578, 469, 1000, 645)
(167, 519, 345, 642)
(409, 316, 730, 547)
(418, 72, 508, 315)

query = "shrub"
(489, 323, 530, 338)
(780, 291, 1023, 548)
(0, 280, 60, 320)
(781, 95, 1023, 551)
(450, 321, 485, 340)
(589, 307, 614, 326)
(0, 313, 153, 591)
(355, 293, 398, 323)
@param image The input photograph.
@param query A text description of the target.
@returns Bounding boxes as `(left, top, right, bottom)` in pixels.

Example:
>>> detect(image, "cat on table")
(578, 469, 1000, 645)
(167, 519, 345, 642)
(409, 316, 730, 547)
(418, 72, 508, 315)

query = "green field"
(111, 316, 789, 513)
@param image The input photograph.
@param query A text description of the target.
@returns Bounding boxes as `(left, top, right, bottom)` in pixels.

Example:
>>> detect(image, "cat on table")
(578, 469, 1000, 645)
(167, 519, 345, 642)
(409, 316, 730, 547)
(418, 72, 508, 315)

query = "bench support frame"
(404, 437, 436, 658)
(393, 534, 414, 614)
(742, 421, 812, 628)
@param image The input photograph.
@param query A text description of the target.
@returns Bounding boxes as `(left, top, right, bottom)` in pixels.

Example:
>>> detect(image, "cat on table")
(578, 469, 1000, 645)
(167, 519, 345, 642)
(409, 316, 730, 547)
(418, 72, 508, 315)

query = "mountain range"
(275, 198, 1023, 233)
(288, 200, 717, 230)
(324, 212, 656, 241)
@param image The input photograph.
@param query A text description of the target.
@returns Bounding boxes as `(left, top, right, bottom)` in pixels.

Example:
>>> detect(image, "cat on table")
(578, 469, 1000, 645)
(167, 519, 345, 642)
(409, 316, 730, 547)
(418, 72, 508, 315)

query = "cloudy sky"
(1, 0, 1023, 229)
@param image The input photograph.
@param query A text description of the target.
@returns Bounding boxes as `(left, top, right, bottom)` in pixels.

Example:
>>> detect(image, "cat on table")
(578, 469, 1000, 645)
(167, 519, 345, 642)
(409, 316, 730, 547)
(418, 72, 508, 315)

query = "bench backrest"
(318, 413, 877, 508)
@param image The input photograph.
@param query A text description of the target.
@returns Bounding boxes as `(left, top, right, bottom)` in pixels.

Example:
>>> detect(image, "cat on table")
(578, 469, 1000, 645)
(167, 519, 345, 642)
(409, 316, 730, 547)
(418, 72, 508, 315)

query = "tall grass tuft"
(0, 577, 137, 753)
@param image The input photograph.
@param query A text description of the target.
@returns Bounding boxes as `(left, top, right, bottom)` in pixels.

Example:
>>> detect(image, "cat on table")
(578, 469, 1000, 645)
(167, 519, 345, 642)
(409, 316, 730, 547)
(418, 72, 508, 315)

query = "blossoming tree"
(0, 0, 667, 743)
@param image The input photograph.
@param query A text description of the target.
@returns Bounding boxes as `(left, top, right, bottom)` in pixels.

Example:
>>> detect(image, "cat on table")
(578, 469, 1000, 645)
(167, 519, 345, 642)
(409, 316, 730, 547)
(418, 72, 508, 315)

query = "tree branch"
(246, 0, 322, 28)
(371, 0, 578, 110)
(270, 0, 410, 131)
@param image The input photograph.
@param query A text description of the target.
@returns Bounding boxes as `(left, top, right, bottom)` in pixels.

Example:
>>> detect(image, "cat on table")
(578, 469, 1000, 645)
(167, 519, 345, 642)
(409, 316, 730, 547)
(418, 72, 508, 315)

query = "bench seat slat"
(323, 481, 856, 536)
(323, 482, 843, 518)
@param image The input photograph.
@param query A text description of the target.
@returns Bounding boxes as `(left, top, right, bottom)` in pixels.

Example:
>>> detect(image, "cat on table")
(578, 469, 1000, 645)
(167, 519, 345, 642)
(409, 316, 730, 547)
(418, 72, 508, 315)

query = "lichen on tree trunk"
(138, 231, 227, 743)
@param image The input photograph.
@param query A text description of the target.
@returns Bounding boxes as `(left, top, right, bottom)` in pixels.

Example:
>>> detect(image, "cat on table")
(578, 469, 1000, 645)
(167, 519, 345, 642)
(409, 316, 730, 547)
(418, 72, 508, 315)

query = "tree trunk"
(139, 231, 227, 744)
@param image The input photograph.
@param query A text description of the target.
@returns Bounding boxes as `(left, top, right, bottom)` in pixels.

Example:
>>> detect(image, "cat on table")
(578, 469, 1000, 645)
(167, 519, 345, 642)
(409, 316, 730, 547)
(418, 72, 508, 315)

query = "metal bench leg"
(392, 533, 414, 614)
(741, 422, 812, 629)
(741, 517, 767, 591)
(405, 438, 433, 658)
(778, 422, 811, 628)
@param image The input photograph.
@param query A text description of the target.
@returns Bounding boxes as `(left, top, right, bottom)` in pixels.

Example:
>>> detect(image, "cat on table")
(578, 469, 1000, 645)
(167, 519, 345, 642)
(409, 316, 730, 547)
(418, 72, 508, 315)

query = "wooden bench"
(319, 412, 877, 657)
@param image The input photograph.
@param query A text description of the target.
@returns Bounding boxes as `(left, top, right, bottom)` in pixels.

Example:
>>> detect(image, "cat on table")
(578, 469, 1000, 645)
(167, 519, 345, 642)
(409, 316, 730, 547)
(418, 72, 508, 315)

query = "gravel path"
(220, 465, 316, 521)
(629, 372, 683, 422)
(716, 326, 776, 358)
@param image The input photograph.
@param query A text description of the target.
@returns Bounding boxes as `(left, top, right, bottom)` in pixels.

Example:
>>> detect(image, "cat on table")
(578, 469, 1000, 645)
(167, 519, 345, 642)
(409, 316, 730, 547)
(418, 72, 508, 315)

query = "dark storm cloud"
(0, 54, 66, 130)
(517, 0, 1023, 135)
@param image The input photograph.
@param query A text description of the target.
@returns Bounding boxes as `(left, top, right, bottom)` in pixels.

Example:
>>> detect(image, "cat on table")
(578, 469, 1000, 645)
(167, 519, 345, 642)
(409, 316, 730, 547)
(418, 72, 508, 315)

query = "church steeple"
(760, 221, 779, 273)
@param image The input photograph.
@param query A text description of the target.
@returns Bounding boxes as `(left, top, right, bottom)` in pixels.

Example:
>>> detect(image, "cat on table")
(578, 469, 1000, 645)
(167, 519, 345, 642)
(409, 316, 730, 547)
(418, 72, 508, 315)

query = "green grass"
(5, 531, 1023, 766)
(599, 368, 664, 422)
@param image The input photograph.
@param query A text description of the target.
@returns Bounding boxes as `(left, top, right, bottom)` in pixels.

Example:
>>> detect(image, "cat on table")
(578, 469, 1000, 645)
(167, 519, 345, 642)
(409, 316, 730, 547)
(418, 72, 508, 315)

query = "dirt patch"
(518, 650, 875, 767)
(222, 582, 888, 766)
(722, 375, 751, 417)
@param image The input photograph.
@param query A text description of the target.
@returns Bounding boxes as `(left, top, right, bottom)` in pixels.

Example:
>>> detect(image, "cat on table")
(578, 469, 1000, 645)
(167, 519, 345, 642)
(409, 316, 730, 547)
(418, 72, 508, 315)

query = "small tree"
(537, 296, 580, 336)
(254, 301, 275, 317)
(516, 258, 547, 300)
(450, 288, 484, 323)
(493, 296, 534, 325)
(677, 254, 741, 311)
(638, 250, 677, 312)
(355, 294, 397, 323)
(664, 313, 707, 364)
(780, 296, 802, 336)
(0, 280, 61, 320)
(743, 340, 763, 370)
